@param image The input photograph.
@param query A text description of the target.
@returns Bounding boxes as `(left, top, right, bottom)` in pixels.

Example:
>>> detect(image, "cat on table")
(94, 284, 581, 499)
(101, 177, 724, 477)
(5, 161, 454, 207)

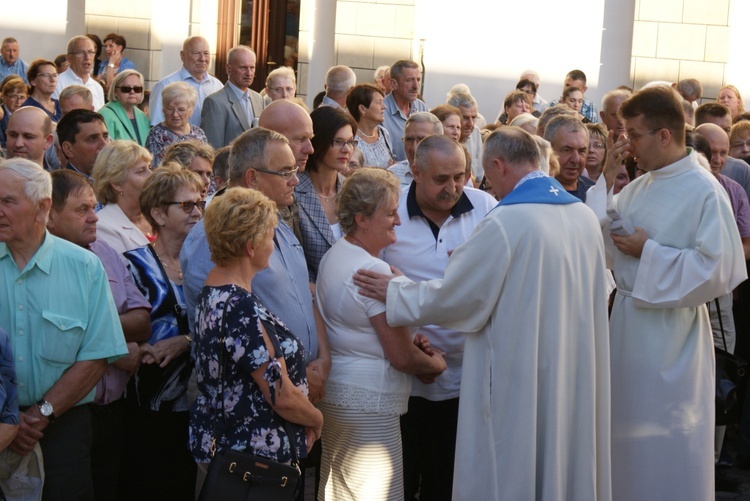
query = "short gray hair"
(227, 45, 255, 65)
(414, 135, 463, 172)
(405, 112, 443, 135)
(0, 157, 52, 205)
(266, 66, 296, 89)
(66, 35, 93, 55)
(390, 60, 419, 83)
(59, 85, 93, 108)
(228, 127, 289, 184)
(446, 91, 477, 110)
(161, 81, 198, 109)
(537, 105, 578, 137)
(601, 88, 632, 113)
(483, 127, 542, 171)
(543, 114, 588, 144)
(509, 113, 538, 130)
(325, 65, 356, 95)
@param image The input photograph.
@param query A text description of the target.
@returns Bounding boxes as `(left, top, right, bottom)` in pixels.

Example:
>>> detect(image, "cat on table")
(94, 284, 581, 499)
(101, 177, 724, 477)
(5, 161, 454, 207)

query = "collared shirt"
(180, 215, 319, 362)
(0, 58, 29, 84)
(388, 160, 413, 187)
(381, 183, 497, 400)
(320, 95, 345, 111)
(227, 80, 255, 125)
(53, 68, 105, 111)
(717, 173, 750, 238)
(383, 92, 430, 162)
(89, 239, 151, 405)
(0, 232, 127, 407)
(547, 97, 600, 123)
(66, 164, 103, 211)
(149, 67, 224, 127)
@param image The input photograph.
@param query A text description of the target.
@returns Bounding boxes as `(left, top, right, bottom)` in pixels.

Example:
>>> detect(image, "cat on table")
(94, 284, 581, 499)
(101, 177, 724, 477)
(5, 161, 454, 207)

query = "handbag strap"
(211, 288, 300, 465)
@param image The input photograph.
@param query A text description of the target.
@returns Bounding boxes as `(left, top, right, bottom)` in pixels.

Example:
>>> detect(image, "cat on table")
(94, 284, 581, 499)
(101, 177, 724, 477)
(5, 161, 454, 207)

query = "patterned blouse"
(189, 284, 308, 464)
(357, 125, 395, 168)
(124, 245, 191, 412)
(145, 122, 208, 168)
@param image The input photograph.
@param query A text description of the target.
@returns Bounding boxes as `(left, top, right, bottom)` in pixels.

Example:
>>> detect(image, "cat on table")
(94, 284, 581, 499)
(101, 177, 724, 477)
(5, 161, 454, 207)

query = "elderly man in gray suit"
(201, 45, 266, 149)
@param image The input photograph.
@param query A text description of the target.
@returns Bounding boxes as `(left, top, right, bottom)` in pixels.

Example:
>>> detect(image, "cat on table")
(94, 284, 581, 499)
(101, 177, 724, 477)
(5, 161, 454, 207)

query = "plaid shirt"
(547, 97, 600, 123)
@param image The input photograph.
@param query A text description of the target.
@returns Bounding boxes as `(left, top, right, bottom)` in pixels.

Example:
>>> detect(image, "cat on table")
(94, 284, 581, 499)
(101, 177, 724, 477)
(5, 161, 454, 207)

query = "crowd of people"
(0, 29, 748, 501)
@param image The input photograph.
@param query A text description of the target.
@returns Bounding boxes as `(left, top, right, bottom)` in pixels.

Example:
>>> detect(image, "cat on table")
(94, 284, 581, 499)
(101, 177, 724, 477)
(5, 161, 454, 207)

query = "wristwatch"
(36, 399, 56, 422)
(108, 63, 115, 69)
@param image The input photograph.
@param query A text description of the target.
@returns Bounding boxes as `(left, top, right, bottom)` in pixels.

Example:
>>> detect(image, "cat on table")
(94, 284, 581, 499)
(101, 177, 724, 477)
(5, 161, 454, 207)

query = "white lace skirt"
(317, 401, 404, 501)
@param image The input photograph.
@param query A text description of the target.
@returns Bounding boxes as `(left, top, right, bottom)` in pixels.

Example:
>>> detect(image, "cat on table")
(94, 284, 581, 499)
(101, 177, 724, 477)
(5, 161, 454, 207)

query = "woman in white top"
(93, 140, 154, 254)
(315, 168, 446, 501)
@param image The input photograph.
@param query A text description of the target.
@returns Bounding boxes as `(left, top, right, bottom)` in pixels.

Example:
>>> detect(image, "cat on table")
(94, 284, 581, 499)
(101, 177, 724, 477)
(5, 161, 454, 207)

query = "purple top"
(718, 173, 750, 238)
(89, 239, 151, 405)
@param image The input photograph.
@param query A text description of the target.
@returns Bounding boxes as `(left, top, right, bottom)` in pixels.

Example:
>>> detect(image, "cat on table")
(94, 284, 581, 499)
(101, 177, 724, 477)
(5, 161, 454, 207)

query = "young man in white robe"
(589, 85, 747, 501)
(355, 126, 612, 501)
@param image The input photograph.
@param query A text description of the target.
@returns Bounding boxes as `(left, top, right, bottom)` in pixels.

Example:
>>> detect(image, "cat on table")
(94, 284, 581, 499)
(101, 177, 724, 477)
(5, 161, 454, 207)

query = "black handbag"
(198, 291, 301, 501)
(712, 298, 748, 426)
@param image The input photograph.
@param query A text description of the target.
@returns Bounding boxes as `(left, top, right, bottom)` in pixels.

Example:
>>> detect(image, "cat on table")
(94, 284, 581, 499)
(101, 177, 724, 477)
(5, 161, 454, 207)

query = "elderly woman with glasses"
(23, 59, 61, 121)
(99, 70, 150, 146)
(120, 163, 205, 500)
(146, 81, 208, 167)
(295, 105, 358, 282)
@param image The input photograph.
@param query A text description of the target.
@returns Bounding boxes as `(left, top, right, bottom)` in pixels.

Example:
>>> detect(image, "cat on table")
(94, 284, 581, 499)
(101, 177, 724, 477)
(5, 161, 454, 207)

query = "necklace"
(357, 128, 377, 139)
(153, 245, 183, 280)
(317, 191, 337, 201)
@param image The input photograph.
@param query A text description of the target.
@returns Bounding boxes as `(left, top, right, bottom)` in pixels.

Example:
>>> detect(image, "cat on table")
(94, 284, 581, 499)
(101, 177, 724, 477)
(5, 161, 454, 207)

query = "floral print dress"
(189, 284, 308, 464)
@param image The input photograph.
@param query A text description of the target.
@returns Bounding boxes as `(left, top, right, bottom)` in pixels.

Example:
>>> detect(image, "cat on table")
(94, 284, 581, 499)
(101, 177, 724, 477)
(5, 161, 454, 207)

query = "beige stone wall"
(630, 0, 730, 101)
(298, 0, 417, 102)
(85, 0, 219, 89)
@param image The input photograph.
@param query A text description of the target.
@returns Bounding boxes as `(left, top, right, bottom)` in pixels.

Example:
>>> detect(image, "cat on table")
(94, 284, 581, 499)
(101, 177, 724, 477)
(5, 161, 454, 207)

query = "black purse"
(198, 291, 301, 501)
(712, 298, 748, 426)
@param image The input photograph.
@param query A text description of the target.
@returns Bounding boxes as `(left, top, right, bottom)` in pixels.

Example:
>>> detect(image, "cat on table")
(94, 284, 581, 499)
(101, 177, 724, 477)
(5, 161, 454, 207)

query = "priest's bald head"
(482, 126, 542, 198)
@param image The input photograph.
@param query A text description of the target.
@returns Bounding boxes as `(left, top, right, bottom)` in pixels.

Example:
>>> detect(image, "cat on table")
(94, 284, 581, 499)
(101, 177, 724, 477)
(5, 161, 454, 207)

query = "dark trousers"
(39, 404, 94, 501)
(90, 399, 125, 501)
(118, 404, 196, 501)
(401, 396, 459, 501)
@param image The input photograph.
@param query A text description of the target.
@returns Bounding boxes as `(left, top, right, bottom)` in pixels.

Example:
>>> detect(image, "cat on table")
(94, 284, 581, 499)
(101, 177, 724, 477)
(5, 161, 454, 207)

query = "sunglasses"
(118, 85, 144, 94)
(167, 200, 206, 213)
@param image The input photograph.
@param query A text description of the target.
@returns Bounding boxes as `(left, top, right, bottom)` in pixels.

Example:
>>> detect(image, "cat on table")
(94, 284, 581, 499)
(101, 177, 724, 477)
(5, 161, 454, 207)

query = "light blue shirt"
(149, 67, 224, 127)
(180, 216, 319, 362)
(382, 92, 430, 162)
(0, 232, 127, 407)
(0, 58, 29, 84)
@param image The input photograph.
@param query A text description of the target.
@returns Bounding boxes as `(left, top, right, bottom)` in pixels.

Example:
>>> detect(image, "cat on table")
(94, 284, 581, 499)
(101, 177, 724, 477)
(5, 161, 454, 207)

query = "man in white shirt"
(53, 36, 105, 111)
(381, 134, 496, 500)
(149, 36, 223, 127)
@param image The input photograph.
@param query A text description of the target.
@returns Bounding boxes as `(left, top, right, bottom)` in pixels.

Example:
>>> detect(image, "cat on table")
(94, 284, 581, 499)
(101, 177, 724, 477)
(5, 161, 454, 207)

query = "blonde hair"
(337, 168, 400, 235)
(108, 69, 145, 103)
(92, 140, 152, 204)
(204, 187, 278, 266)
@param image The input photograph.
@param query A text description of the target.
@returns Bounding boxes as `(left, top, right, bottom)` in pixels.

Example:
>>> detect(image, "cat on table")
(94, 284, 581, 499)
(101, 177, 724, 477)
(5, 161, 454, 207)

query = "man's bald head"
(6, 107, 53, 165)
(258, 99, 314, 170)
(695, 123, 730, 176)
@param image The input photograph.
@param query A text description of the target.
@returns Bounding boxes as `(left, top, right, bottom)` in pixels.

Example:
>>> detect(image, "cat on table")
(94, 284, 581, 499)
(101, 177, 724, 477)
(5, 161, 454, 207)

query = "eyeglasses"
(253, 166, 299, 180)
(167, 200, 206, 213)
(4, 94, 26, 101)
(38, 72, 58, 80)
(589, 142, 605, 150)
(118, 85, 143, 94)
(269, 86, 295, 94)
(69, 50, 97, 58)
(331, 139, 359, 150)
(164, 106, 190, 116)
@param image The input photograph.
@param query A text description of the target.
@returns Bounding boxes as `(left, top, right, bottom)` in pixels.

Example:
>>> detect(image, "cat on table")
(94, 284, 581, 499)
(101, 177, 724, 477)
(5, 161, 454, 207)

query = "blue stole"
(497, 177, 580, 207)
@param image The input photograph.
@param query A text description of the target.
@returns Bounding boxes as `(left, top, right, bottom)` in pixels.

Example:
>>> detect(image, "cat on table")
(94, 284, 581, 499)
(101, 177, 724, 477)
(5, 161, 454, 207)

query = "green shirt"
(0, 232, 127, 406)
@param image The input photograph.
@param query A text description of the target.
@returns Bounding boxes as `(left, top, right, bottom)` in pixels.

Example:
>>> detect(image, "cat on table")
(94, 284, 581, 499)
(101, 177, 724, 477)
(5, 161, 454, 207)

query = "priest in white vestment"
(355, 127, 612, 501)
(589, 86, 747, 501)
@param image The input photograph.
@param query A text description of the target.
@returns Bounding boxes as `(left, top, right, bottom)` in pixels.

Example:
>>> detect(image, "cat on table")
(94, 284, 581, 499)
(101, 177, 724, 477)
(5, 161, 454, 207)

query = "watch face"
(40, 402, 53, 416)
